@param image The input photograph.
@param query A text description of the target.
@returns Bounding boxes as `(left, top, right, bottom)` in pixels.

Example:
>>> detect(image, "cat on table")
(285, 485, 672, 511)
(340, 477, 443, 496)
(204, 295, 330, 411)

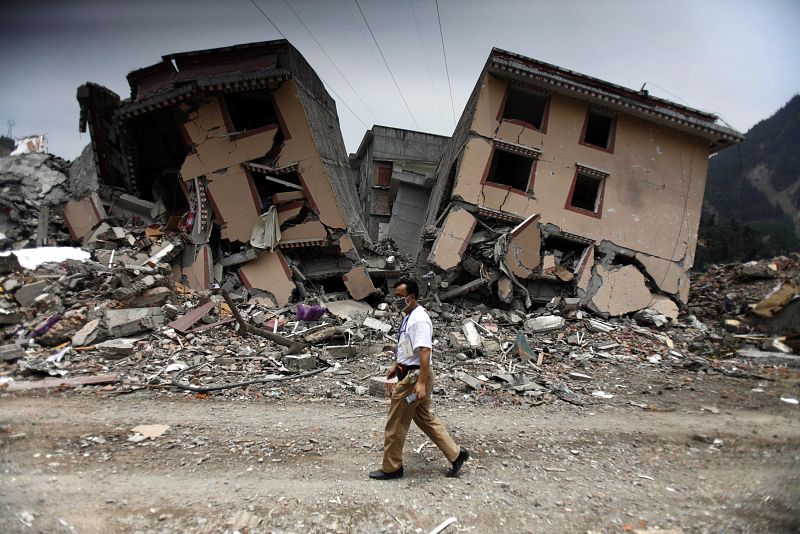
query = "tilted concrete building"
(76, 40, 376, 305)
(350, 126, 448, 255)
(422, 48, 744, 316)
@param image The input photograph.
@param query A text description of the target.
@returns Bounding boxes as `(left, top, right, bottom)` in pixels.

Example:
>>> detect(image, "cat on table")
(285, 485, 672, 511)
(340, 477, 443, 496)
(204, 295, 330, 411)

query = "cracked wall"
(588, 264, 653, 316)
(506, 214, 541, 279)
(431, 70, 714, 308)
(428, 206, 477, 272)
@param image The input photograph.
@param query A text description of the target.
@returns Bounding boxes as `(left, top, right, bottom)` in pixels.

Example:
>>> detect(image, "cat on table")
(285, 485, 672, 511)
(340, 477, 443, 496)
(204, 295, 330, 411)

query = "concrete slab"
(650, 295, 680, 320)
(591, 265, 653, 317)
(105, 308, 164, 338)
(325, 299, 373, 320)
(343, 265, 377, 301)
(15, 281, 50, 307)
(62, 193, 106, 241)
(524, 315, 565, 333)
(506, 214, 541, 279)
(182, 245, 212, 292)
(427, 206, 476, 271)
(238, 250, 294, 307)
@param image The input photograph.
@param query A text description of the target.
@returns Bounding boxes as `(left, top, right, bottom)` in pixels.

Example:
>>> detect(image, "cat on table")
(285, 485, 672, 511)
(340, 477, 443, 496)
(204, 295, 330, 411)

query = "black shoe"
(369, 466, 404, 480)
(447, 448, 469, 477)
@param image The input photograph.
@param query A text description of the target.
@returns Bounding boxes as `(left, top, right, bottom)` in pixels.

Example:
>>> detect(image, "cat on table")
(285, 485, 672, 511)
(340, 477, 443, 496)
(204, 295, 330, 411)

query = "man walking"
(369, 278, 469, 480)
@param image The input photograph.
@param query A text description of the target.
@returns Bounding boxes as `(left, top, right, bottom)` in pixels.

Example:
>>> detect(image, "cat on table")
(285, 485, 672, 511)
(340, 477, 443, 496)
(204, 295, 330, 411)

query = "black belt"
(394, 363, 419, 380)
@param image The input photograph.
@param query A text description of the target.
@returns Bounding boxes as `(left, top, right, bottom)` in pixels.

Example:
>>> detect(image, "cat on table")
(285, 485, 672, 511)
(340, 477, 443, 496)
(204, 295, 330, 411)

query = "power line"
(410, 0, 446, 131)
(247, 0, 286, 38)
(353, 0, 420, 130)
(281, 0, 379, 124)
(435, 0, 456, 127)
(247, 0, 368, 129)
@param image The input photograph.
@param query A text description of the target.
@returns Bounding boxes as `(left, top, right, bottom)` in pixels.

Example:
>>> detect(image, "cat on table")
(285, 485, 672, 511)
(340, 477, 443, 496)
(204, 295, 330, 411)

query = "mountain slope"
(698, 94, 800, 266)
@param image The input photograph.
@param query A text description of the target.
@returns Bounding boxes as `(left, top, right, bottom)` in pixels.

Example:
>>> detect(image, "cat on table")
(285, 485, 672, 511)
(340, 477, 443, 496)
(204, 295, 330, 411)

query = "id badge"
(399, 334, 413, 360)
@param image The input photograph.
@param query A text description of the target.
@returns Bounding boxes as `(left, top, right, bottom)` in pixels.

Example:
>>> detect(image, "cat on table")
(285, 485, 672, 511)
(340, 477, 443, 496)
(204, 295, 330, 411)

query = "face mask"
(394, 296, 409, 311)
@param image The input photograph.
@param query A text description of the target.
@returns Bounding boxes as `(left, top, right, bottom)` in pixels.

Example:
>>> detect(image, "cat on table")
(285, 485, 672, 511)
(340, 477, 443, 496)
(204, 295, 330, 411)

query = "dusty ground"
(1, 365, 799, 534)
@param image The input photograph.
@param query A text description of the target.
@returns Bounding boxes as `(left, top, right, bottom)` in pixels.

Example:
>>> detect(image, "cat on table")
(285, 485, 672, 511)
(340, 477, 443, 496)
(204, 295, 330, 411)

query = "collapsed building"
(74, 40, 378, 305)
(350, 126, 448, 255)
(70, 40, 745, 318)
(419, 48, 744, 316)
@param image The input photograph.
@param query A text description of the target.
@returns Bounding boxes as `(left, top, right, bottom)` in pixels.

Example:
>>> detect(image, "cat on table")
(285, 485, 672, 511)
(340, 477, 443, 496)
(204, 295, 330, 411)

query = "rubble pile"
(0, 147, 99, 250)
(2, 237, 797, 401)
(690, 255, 800, 354)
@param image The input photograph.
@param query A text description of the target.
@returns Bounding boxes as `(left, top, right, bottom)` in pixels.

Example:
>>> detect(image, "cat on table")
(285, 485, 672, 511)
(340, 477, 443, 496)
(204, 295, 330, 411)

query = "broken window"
(501, 86, 548, 130)
(582, 108, 615, 150)
(542, 234, 591, 274)
(248, 167, 303, 211)
(222, 90, 279, 133)
(486, 149, 534, 192)
(375, 162, 392, 187)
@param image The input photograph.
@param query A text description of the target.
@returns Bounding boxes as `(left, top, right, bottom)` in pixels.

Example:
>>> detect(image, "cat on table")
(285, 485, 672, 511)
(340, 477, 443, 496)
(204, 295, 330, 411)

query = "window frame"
(579, 106, 616, 154)
(497, 82, 551, 133)
(564, 164, 609, 219)
(219, 90, 289, 142)
(481, 142, 540, 195)
(374, 161, 392, 187)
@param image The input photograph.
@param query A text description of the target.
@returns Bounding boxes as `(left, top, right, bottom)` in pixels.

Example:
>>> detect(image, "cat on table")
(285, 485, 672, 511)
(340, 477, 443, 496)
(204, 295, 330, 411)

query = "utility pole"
(6, 119, 13, 138)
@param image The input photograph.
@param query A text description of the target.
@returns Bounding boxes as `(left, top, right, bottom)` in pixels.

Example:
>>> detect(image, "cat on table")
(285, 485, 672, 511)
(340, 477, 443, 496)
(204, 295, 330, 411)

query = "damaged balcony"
(73, 39, 378, 308)
(420, 47, 744, 317)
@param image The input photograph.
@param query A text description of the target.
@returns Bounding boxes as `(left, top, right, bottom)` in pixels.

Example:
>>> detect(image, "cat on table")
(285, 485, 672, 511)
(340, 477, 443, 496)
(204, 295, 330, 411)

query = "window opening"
(569, 172, 603, 212)
(375, 162, 392, 187)
(251, 169, 302, 210)
(486, 149, 534, 192)
(502, 86, 548, 130)
(583, 110, 614, 149)
(223, 90, 278, 133)
(542, 235, 590, 273)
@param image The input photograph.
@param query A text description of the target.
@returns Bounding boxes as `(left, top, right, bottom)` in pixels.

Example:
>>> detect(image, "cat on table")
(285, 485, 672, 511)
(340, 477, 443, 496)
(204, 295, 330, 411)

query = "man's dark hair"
(394, 278, 419, 299)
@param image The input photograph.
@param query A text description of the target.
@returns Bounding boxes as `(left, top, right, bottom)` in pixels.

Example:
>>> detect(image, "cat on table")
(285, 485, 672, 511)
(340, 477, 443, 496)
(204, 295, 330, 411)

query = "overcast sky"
(1, 0, 798, 160)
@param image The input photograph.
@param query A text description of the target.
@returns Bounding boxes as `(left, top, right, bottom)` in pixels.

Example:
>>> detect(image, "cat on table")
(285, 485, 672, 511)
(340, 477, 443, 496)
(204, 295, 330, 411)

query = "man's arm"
(414, 347, 431, 400)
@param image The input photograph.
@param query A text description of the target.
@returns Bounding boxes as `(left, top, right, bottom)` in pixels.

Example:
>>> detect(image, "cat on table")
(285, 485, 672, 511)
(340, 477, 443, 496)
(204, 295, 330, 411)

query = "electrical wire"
(435, 0, 457, 127)
(281, 0, 379, 124)
(247, 0, 369, 129)
(353, 0, 420, 129)
(247, 0, 286, 38)
(410, 0, 447, 130)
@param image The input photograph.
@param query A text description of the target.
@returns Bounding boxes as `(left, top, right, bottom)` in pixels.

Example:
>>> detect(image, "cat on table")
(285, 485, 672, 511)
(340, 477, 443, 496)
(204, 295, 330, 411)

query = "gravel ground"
(1, 365, 799, 534)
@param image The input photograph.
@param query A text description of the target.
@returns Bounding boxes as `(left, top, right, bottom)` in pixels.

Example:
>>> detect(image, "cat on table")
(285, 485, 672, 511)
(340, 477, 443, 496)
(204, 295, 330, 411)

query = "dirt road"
(1, 376, 798, 533)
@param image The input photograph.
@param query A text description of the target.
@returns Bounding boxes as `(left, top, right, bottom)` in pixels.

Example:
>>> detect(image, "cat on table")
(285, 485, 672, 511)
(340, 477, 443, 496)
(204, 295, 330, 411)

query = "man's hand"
(413, 378, 427, 401)
(386, 362, 398, 379)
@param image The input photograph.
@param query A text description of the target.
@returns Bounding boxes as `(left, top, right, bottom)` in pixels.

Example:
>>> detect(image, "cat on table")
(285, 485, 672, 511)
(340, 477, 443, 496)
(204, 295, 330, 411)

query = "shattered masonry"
(75, 40, 377, 301)
(418, 48, 744, 316)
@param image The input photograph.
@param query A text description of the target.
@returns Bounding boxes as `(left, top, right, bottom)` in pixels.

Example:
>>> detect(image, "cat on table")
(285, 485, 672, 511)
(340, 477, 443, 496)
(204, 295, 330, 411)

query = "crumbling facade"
(75, 40, 376, 305)
(350, 126, 448, 255)
(421, 48, 744, 316)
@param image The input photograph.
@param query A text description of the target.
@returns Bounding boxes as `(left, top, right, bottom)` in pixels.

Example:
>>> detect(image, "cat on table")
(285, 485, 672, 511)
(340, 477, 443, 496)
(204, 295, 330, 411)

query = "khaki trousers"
(382, 368, 460, 472)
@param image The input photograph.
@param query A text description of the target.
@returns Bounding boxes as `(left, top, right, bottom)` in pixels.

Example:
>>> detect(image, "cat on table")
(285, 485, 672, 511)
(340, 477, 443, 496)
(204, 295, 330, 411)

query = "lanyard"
(398, 311, 412, 336)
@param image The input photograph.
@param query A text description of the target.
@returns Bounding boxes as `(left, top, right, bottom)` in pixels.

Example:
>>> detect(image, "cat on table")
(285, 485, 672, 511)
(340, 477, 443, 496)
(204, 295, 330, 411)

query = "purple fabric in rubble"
(296, 303, 326, 322)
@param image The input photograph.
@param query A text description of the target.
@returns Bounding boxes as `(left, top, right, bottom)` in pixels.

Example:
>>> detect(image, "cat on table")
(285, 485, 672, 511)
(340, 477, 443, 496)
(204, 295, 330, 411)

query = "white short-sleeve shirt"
(396, 305, 433, 366)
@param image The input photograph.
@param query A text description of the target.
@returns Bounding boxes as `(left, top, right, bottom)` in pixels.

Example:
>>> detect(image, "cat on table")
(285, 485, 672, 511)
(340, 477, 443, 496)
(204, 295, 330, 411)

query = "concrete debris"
(362, 316, 391, 333)
(736, 349, 800, 368)
(524, 315, 565, 333)
(369, 376, 396, 397)
(130, 424, 170, 440)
